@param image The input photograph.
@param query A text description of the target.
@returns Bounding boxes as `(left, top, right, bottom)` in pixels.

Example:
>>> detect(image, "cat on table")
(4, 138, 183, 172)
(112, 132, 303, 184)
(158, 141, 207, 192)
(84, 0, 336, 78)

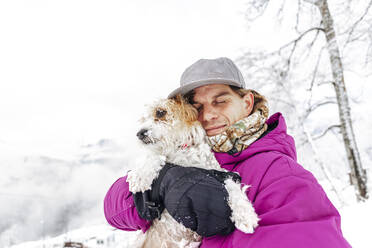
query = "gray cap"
(168, 57, 245, 98)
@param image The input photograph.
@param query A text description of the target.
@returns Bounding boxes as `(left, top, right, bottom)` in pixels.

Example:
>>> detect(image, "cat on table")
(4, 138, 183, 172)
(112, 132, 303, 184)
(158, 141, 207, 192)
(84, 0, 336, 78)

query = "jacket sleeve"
(242, 175, 350, 247)
(103, 176, 151, 232)
(202, 157, 351, 248)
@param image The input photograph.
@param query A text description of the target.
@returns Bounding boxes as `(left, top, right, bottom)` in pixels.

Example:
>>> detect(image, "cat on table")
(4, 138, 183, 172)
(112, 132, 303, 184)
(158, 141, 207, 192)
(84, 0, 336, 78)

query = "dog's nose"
(137, 128, 148, 141)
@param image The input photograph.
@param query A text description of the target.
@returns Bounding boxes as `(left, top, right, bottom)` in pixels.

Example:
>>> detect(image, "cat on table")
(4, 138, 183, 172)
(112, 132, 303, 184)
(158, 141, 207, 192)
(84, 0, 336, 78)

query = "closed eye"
(192, 104, 202, 112)
(214, 98, 228, 105)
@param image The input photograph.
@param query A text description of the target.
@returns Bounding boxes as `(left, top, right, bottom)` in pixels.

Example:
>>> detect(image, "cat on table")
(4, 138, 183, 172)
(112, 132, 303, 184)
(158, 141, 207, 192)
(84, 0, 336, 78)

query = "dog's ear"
(173, 94, 184, 105)
(172, 95, 198, 125)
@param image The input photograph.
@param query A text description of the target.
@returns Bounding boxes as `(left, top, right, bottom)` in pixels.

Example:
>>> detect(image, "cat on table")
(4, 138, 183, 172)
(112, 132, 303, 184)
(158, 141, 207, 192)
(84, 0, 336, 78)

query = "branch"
(245, 0, 270, 21)
(278, 27, 325, 54)
(317, 80, 335, 86)
(313, 124, 341, 140)
(307, 46, 326, 92)
(304, 22, 323, 57)
(304, 100, 337, 119)
(276, 0, 287, 24)
(342, 0, 372, 49)
(276, 27, 325, 75)
(295, 0, 302, 33)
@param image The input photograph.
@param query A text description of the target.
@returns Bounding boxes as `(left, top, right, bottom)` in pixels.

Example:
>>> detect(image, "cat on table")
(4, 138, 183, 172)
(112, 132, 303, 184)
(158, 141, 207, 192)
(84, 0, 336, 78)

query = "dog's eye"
(155, 109, 167, 118)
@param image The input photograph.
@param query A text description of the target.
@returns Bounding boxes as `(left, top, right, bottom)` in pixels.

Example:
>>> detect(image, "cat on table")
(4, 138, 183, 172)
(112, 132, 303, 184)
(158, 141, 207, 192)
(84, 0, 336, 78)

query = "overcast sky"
(0, 0, 289, 158)
(0, 2, 286, 244)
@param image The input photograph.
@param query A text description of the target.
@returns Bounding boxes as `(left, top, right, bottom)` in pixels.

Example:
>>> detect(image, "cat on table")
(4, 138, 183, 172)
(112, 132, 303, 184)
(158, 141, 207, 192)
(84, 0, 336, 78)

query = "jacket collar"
(213, 112, 297, 171)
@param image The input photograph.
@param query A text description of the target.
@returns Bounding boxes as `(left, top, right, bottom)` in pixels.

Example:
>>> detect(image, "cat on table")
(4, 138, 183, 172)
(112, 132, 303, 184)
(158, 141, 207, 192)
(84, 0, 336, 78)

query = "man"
(104, 57, 351, 247)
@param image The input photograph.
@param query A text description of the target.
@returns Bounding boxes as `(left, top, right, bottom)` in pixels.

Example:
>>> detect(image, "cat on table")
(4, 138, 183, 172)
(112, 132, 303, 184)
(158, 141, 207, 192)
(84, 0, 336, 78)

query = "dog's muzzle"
(137, 128, 153, 144)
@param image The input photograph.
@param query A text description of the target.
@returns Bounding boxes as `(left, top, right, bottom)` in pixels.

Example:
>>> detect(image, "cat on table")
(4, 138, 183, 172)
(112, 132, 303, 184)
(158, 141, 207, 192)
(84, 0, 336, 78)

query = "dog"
(126, 95, 259, 248)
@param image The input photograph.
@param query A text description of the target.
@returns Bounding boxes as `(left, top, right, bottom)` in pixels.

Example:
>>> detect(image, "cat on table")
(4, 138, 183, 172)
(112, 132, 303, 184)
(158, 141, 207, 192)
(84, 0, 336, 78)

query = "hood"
(214, 113, 297, 169)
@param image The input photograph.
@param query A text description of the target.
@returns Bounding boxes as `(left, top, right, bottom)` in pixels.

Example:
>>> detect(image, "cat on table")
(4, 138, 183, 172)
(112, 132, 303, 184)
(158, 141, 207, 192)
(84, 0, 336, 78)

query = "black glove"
(149, 163, 241, 237)
(132, 164, 172, 221)
(132, 164, 188, 220)
(133, 188, 164, 221)
(133, 163, 241, 236)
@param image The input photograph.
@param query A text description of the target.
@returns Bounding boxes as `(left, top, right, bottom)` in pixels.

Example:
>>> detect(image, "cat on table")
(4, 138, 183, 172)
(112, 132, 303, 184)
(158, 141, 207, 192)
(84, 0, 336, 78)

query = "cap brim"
(167, 79, 242, 99)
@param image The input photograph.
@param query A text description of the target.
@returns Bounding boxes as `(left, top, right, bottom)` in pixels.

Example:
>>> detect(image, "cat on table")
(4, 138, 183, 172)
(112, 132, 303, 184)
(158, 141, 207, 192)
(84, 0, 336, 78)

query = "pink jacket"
(104, 113, 351, 247)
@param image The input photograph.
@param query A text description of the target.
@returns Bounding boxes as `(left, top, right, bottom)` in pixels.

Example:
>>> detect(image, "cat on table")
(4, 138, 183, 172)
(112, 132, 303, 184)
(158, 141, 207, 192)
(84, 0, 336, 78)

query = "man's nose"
(202, 105, 218, 122)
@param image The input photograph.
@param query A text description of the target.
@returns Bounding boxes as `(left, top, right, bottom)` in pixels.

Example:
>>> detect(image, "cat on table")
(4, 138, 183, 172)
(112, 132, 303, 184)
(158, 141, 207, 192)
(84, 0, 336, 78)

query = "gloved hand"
(132, 164, 171, 221)
(132, 188, 164, 221)
(133, 163, 241, 237)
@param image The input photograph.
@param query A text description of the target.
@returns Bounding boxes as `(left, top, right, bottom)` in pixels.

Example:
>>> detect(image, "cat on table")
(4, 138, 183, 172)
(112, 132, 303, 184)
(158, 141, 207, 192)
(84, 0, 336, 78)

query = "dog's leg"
(142, 210, 201, 248)
(126, 152, 166, 193)
(224, 178, 260, 233)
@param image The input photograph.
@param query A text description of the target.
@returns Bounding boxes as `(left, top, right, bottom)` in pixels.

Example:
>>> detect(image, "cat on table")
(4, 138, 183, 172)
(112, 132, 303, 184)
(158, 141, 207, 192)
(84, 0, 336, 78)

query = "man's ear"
(243, 92, 254, 115)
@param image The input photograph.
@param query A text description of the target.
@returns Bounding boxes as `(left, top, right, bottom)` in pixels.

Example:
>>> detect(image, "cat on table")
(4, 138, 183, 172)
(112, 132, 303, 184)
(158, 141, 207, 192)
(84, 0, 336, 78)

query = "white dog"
(126, 96, 259, 248)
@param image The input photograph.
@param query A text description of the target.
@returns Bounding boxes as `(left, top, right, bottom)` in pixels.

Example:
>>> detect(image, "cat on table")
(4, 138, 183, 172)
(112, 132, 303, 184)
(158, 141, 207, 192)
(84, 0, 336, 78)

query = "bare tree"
(241, 0, 370, 200)
(239, 52, 346, 206)
(312, 0, 368, 200)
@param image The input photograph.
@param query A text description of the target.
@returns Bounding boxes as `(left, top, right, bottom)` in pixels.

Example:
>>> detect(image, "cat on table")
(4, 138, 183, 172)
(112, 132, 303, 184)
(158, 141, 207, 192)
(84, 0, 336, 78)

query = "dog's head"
(136, 95, 205, 154)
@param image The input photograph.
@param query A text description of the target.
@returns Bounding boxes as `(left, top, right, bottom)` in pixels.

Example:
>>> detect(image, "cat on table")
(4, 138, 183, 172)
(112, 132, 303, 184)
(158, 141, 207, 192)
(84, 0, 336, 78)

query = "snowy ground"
(8, 198, 372, 248)
(8, 224, 140, 248)
(340, 200, 372, 248)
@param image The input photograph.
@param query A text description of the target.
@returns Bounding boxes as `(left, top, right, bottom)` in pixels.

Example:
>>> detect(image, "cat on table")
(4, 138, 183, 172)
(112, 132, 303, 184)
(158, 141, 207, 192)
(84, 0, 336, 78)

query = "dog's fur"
(126, 96, 259, 248)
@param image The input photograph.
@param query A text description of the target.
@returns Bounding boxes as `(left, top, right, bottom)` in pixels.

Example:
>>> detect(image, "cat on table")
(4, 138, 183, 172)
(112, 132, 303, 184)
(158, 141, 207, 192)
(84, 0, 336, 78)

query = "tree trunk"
(315, 0, 368, 201)
(276, 78, 345, 205)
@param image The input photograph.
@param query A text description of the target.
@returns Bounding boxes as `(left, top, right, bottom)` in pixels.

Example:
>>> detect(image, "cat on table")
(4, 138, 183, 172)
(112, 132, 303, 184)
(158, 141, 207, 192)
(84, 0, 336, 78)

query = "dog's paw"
(126, 170, 149, 193)
(233, 208, 259, 234)
(224, 178, 259, 234)
(127, 154, 166, 193)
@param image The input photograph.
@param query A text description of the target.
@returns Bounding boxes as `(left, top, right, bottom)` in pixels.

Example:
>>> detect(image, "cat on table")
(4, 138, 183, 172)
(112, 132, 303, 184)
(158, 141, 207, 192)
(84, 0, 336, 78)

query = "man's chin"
(205, 125, 227, 136)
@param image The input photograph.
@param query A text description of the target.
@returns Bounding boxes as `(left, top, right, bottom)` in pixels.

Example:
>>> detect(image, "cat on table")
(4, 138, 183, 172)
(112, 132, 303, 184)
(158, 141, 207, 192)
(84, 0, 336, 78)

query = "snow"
(6, 198, 372, 248)
(340, 200, 372, 248)
(8, 224, 141, 248)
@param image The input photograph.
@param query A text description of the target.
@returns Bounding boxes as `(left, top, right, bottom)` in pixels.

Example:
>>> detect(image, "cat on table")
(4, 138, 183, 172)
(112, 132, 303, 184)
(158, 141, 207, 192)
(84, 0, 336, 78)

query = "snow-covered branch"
(304, 100, 337, 120)
(342, 0, 372, 49)
(313, 124, 341, 140)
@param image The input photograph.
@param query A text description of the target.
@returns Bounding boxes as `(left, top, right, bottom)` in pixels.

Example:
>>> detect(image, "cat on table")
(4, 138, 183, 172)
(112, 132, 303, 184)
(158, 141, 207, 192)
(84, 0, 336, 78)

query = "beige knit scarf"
(207, 102, 269, 154)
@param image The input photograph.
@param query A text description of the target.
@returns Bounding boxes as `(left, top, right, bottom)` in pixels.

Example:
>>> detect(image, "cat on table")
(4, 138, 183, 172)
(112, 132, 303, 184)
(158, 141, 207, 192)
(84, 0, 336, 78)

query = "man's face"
(192, 84, 254, 136)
